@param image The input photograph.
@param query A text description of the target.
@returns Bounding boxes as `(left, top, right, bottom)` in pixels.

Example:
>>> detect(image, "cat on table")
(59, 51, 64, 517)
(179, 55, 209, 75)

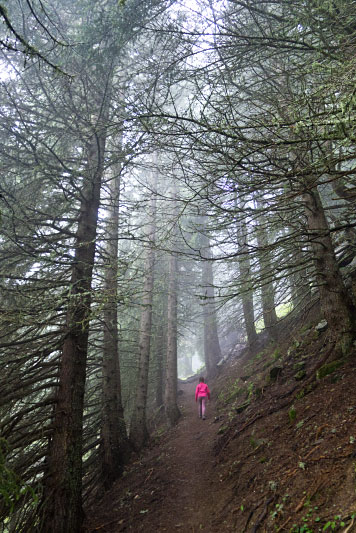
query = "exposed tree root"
(342, 517, 355, 533)
(251, 496, 275, 532)
(240, 497, 264, 533)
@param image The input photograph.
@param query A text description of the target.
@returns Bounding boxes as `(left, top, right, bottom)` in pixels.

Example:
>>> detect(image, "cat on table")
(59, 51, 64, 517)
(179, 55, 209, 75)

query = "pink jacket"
(195, 382, 210, 401)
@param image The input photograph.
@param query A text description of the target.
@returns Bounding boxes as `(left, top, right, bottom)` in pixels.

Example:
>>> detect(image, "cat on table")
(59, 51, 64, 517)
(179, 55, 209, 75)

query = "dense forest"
(1, 0, 356, 531)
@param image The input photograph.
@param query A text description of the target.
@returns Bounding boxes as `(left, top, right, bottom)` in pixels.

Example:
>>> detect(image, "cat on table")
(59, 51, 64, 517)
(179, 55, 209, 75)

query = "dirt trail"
(149, 380, 219, 531)
(86, 379, 224, 532)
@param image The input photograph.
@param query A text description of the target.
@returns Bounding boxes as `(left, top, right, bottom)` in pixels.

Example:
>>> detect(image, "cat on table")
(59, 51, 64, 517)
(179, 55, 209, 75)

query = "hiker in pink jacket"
(195, 377, 210, 420)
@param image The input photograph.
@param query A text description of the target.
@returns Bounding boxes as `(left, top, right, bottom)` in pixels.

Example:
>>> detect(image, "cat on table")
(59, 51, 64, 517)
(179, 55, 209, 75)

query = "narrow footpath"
(85, 380, 224, 532)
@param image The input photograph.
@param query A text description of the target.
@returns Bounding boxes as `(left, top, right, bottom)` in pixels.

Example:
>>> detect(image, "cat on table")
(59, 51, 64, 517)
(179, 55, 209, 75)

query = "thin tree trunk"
(201, 234, 222, 378)
(41, 118, 107, 532)
(164, 248, 181, 426)
(256, 217, 278, 339)
(164, 187, 180, 427)
(238, 220, 258, 346)
(235, 194, 258, 346)
(151, 254, 168, 408)
(302, 186, 355, 354)
(101, 162, 131, 489)
(130, 183, 157, 450)
(154, 319, 165, 408)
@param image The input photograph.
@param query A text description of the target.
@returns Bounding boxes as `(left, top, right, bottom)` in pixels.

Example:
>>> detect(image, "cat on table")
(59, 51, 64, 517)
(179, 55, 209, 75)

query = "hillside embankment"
(85, 319, 356, 532)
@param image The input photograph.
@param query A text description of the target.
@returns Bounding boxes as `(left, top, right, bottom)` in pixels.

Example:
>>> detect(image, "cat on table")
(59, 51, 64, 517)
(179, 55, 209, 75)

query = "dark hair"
(199, 377, 205, 383)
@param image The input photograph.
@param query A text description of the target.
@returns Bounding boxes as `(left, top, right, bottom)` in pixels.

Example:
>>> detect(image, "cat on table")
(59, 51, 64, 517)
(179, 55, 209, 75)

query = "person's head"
(199, 376, 205, 383)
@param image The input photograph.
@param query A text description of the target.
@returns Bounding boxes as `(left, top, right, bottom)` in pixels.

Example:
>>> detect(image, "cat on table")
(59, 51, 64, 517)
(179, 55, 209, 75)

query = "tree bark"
(234, 192, 258, 346)
(201, 234, 222, 378)
(290, 244, 312, 312)
(164, 188, 180, 427)
(237, 217, 258, 346)
(154, 319, 165, 408)
(130, 182, 157, 450)
(302, 186, 355, 354)
(256, 217, 278, 339)
(101, 161, 131, 489)
(41, 119, 107, 532)
(164, 248, 181, 426)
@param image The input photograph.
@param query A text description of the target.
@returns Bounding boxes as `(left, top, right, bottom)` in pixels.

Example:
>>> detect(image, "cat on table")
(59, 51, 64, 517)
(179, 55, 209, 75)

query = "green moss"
(271, 348, 281, 361)
(316, 359, 344, 380)
(288, 406, 297, 423)
(235, 400, 250, 414)
(295, 389, 305, 400)
(254, 350, 265, 361)
(312, 329, 319, 340)
(262, 360, 273, 370)
(339, 332, 354, 357)
(219, 378, 243, 405)
(226, 386, 243, 402)
(294, 370, 306, 381)
(249, 435, 258, 448)
(306, 382, 317, 393)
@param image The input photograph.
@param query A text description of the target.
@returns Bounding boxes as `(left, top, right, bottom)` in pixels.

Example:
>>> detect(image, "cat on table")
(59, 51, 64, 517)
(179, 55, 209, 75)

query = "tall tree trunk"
(237, 219, 258, 346)
(331, 173, 356, 304)
(152, 254, 168, 408)
(302, 186, 355, 354)
(201, 234, 222, 378)
(290, 244, 312, 312)
(234, 193, 257, 346)
(130, 183, 157, 450)
(256, 216, 278, 339)
(41, 118, 107, 532)
(164, 188, 180, 427)
(164, 248, 181, 426)
(154, 318, 166, 408)
(101, 162, 131, 489)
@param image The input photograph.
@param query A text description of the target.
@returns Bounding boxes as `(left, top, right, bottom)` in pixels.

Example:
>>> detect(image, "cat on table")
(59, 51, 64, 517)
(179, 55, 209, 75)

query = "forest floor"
(85, 318, 356, 533)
